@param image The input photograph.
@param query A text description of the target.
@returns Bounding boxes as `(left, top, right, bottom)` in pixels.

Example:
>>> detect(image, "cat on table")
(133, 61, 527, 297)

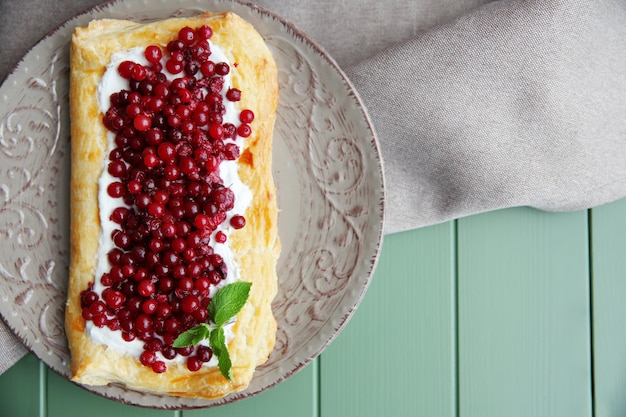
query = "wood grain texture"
(590, 198, 626, 417)
(0, 354, 41, 417)
(320, 222, 457, 417)
(184, 361, 318, 417)
(46, 368, 176, 417)
(457, 208, 592, 417)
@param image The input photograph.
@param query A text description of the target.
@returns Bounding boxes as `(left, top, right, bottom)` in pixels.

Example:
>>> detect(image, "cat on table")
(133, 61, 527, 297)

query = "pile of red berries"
(80, 25, 253, 373)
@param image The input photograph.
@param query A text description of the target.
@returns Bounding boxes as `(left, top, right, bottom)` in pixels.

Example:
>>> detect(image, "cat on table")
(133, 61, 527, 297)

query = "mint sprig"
(209, 326, 232, 380)
(173, 323, 211, 347)
(173, 281, 251, 380)
(209, 280, 252, 326)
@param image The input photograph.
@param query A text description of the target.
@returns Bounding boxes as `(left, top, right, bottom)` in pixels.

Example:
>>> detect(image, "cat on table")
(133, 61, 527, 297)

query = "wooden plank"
(590, 198, 626, 417)
(0, 353, 41, 417)
(183, 359, 318, 417)
(46, 369, 176, 417)
(457, 208, 592, 417)
(320, 222, 457, 417)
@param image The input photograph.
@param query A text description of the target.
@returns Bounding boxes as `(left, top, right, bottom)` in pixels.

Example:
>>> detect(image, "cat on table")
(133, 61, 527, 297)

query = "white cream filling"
(87, 44, 252, 367)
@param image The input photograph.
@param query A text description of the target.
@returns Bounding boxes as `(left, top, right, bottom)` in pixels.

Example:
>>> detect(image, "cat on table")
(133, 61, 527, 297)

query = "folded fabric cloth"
(345, 0, 626, 233)
(0, 0, 624, 373)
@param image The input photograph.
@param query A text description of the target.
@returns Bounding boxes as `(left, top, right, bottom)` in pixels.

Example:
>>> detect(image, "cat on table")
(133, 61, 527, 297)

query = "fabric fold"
(346, 0, 626, 233)
(0, 320, 26, 374)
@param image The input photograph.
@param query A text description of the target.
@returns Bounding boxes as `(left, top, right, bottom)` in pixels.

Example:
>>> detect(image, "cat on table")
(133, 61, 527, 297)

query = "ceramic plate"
(0, 0, 384, 409)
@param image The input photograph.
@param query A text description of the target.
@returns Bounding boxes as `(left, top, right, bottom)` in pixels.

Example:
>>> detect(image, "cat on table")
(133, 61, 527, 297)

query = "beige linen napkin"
(0, 0, 624, 373)
(345, 0, 626, 233)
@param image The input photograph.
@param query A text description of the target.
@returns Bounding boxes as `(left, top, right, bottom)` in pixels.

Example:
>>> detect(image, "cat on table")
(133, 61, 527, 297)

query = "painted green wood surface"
(184, 362, 317, 417)
(321, 221, 457, 417)
(590, 198, 626, 417)
(4, 200, 626, 417)
(46, 367, 177, 417)
(457, 208, 592, 417)
(0, 353, 41, 417)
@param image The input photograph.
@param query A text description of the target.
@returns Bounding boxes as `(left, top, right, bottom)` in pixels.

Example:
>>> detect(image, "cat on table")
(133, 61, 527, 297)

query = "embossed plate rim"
(0, 0, 385, 409)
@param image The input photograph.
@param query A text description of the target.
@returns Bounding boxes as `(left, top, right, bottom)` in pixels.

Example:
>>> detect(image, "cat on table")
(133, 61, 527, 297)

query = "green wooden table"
(3, 197, 626, 417)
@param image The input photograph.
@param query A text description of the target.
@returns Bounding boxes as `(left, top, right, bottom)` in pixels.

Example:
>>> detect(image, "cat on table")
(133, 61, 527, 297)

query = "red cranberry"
(100, 273, 113, 287)
(205, 155, 219, 172)
(133, 114, 152, 132)
(165, 318, 180, 334)
(177, 278, 194, 293)
(181, 294, 200, 313)
(108, 160, 127, 177)
(81, 291, 98, 308)
(237, 123, 252, 138)
(107, 182, 125, 198)
(226, 88, 241, 102)
(92, 314, 107, 328)
(193, 308, 208, 322)
(144, 337, 163, 352)
(178, 26, 196, 45)
(131, 64, 147, 81)
(208, 123, 224, 140)
(112, 230, 131, 249)
(166, 59, 183, 74)
(215, 62, 230, 76)
(208, 77, 224, 93)
(186, 262, 202, 278)
(144, 45, 162, 64)
(207, 270, 222, 285)
(167, 39, 185, 52)
(126, 296, 143, 313)
(122, 331, 136, 342)
(152, 361, 167, 373)
(230, 214, 246, 229)
(118, 61, 135, 79)
(104, 290, 125, 310)
(142, 299, 158, 315)
(176, 345, 194, 357)
(223, 142, 240, 160)
(197, 345, 213, 362)
(89, 300, 106, 316)
(156, 303, 172, 318)
(161, 345, 177, 360)
(194, 277, 210, 294)
(197, 25, 213, 39)
(210, 254, 223, 267)
(127, 180, 142, 194)
(81, 308, 93, 321)
(139, 80, 155, 96)
(239, 109, 255, 123)
(215, 231, 227, 243)
(186, 356, 202, 372)
(135, 314, 153, 333)
(107, 318, 121, 331)
(137, 279, 155, 297)
(140, 350, 156, 366)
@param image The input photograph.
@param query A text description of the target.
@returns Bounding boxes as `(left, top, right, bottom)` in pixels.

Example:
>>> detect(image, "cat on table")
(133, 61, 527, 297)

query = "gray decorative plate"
(0, 0, 384, 409)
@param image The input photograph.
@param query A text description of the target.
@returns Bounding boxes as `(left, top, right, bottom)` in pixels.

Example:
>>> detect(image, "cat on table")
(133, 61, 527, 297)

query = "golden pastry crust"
(66, 12, 279, 399)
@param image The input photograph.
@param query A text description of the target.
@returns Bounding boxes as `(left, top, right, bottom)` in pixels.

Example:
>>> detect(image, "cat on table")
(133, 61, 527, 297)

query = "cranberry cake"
(66, 12, 279, 399)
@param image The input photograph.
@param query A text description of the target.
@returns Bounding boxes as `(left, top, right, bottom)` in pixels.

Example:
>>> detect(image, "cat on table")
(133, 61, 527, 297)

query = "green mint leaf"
(208, 281, 252, 327)
(172, 323, 211, 348)
(168, 282, 251, 378)
(209, 325, 233, 380)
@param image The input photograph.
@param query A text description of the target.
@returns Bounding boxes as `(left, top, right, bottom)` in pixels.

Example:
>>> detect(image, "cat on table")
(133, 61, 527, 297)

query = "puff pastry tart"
(66, 12, 279, 399)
